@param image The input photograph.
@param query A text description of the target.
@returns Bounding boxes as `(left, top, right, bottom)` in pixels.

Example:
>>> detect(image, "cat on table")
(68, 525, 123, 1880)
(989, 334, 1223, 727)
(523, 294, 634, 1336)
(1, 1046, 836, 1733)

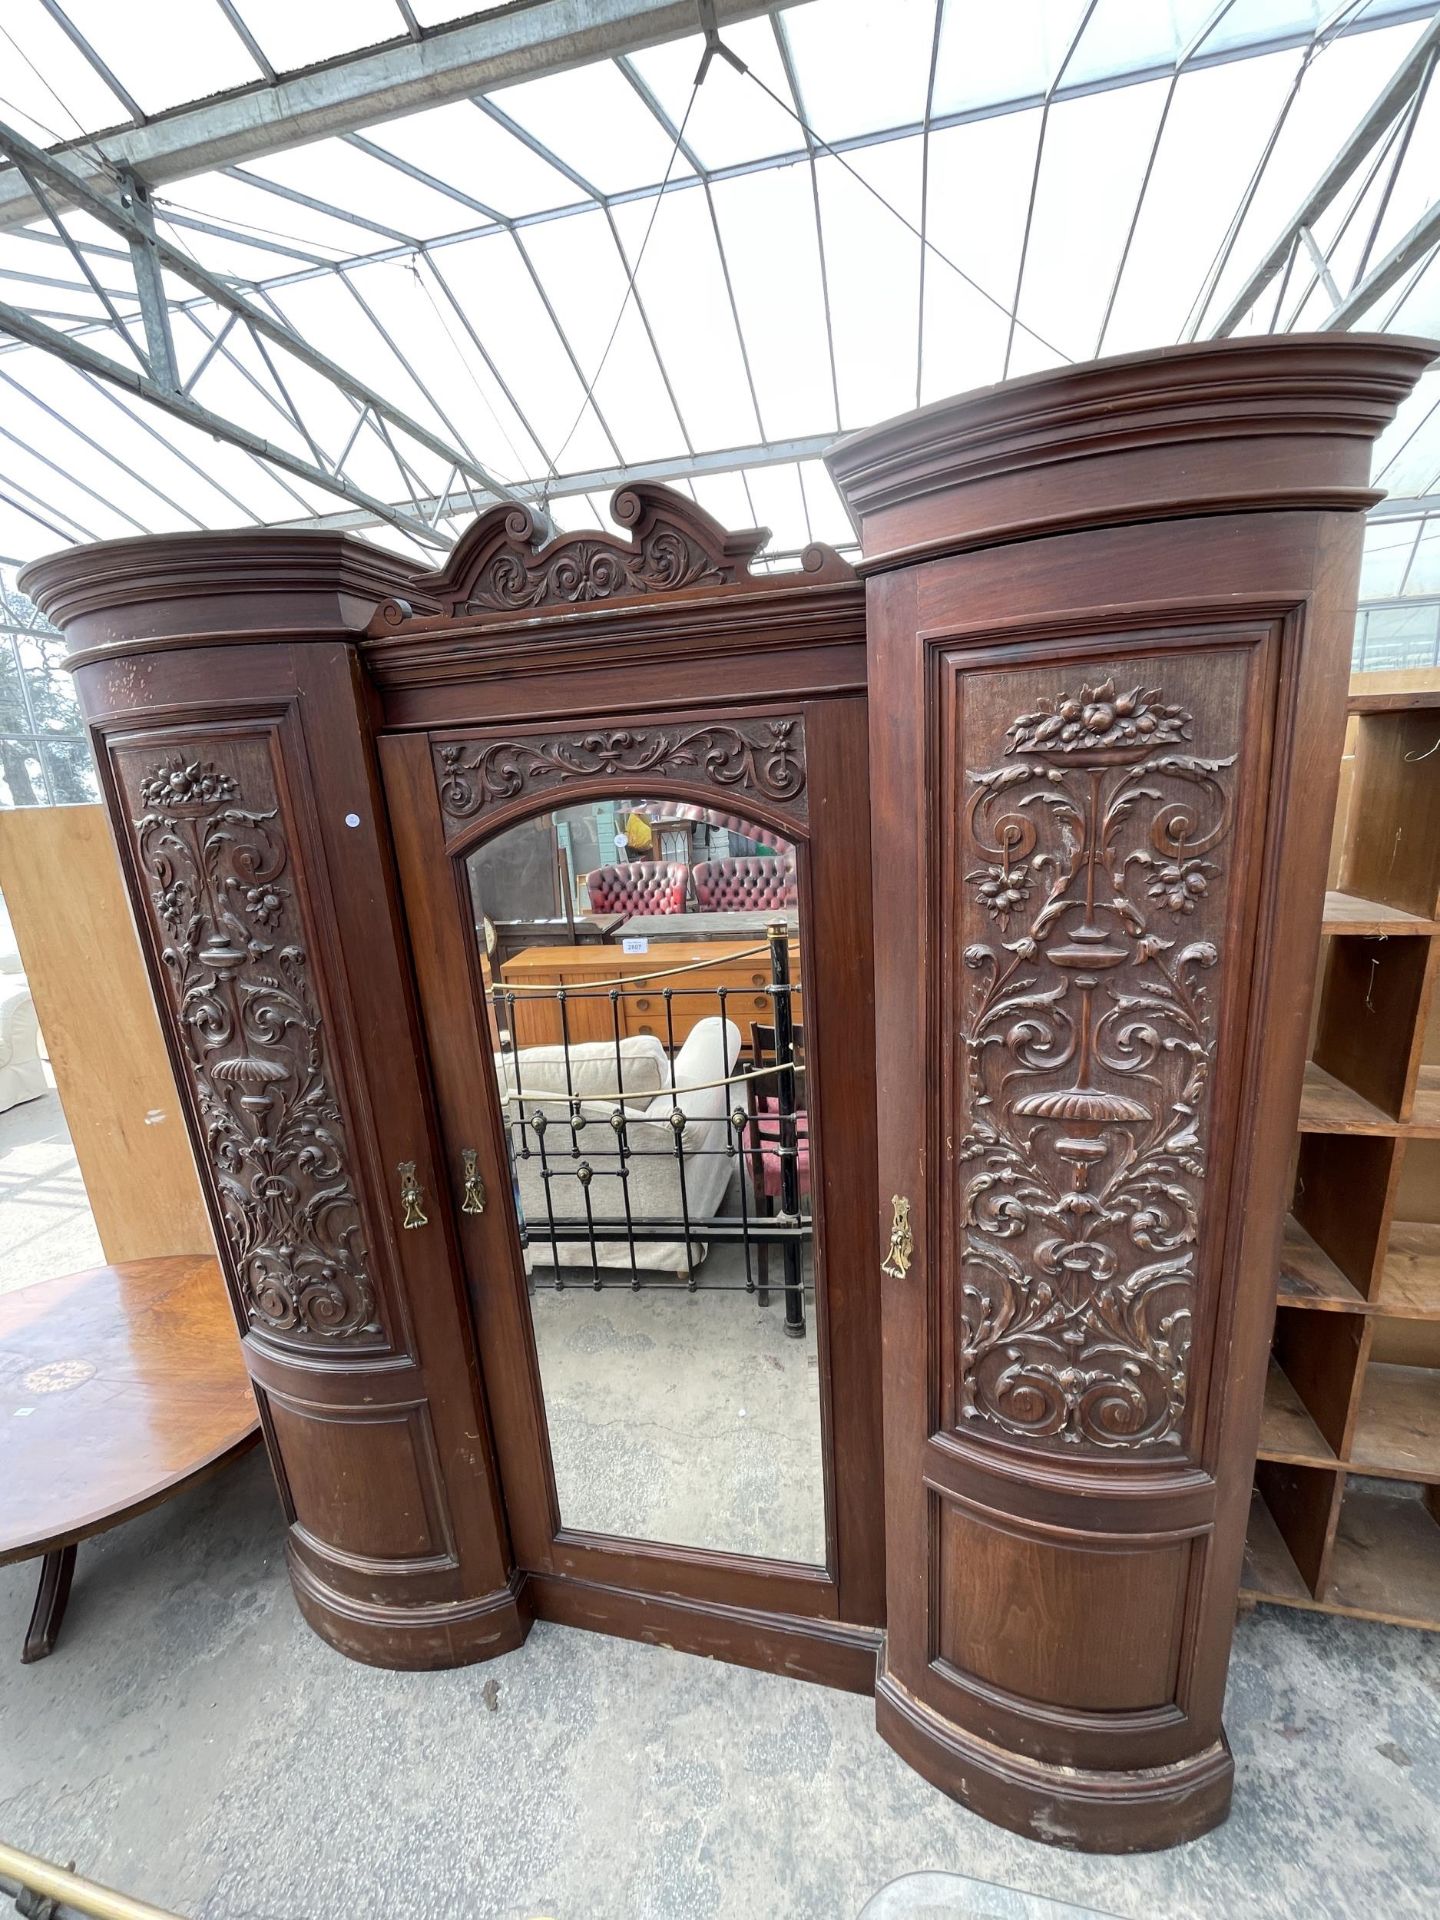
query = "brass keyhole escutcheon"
(460, 1149, 486, 1216)
(398, 1160, 428, 1230)
(881, 1193, 913, 1279)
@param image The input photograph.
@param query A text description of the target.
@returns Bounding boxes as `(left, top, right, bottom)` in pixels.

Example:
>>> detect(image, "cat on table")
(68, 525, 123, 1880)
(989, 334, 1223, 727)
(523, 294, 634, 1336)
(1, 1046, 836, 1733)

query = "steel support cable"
(544, 74, 703, 489)
(702, 29, 1073, 364)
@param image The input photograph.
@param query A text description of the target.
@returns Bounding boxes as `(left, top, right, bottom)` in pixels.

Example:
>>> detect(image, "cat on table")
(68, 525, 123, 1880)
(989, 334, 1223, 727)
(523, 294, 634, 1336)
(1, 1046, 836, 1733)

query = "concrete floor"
(2, 1093, 1438, 1918)
(530, 1264, 825, 1563)
(0, 1087, 102, 1298)
(3, 1455, 1437, 1920)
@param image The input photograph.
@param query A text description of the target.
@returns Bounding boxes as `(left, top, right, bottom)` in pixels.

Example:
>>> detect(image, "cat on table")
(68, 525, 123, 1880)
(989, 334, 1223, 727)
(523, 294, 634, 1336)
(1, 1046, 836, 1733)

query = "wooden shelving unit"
(1242, 675, 1440, 1633)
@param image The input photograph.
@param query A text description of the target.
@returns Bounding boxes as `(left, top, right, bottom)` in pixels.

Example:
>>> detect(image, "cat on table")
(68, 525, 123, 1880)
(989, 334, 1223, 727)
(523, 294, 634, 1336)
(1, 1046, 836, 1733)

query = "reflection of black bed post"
(769, 920, 805, 1339)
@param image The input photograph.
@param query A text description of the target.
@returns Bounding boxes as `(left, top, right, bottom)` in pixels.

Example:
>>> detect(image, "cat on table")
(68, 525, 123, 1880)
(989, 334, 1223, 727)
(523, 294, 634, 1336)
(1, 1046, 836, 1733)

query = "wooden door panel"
(840, 333, 1431, 1849)
(380, 692, 885, 1654)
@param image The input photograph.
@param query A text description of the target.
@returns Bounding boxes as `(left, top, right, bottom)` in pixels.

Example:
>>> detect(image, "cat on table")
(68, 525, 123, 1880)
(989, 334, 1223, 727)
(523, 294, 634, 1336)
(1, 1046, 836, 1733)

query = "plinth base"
(289, 1549, 531, 1671)
(875, 1656, 1233, 1854)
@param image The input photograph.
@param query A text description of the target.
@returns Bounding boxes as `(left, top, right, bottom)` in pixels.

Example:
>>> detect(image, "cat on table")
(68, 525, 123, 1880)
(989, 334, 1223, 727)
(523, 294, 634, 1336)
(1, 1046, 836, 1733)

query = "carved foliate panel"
(113, 736, 380, 1345)
(954, 652, 1246, 1453)
(433, 715, 807, 834)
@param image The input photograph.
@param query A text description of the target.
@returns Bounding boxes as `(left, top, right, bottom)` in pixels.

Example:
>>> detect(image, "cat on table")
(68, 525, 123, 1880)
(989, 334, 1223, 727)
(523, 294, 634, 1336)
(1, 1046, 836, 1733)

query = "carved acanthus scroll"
(958, 673, 1237, 1451)
(124, 745, 378, 1343)
(433, 716, 807, 831)
(367, 481, 853, 632)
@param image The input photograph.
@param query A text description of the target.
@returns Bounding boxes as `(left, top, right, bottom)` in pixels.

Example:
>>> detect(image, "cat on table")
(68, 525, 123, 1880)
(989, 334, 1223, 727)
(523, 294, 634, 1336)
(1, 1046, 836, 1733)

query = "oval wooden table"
(0, 1254, 259, 1662)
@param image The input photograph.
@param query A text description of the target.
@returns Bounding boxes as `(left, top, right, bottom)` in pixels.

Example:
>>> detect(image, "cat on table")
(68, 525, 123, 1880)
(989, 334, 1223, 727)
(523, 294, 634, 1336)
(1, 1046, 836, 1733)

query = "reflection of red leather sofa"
(583, 861, 689, 914)
(693, 855, 797, 910)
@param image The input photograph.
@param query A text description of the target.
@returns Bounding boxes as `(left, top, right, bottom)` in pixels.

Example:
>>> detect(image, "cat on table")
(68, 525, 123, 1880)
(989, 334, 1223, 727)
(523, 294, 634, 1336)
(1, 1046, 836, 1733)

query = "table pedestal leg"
(22, 1545, 76, 1663)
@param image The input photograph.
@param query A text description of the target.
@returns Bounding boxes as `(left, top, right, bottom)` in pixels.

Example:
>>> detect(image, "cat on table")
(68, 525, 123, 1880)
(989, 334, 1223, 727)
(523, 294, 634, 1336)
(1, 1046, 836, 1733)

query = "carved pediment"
(369, 481, 852, 630)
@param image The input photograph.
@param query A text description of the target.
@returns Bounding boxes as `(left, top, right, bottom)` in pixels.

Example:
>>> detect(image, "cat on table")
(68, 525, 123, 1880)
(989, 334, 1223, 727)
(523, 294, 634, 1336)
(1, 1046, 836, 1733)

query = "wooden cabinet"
(22, 339, 1428, 1855)
(498, 938, 799, 1050)
(828, 333, 1433, 1852)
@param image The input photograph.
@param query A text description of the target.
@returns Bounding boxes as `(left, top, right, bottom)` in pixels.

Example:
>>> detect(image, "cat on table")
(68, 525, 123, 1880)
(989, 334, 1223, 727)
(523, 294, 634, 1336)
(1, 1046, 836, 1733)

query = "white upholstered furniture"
(0, 974, 46, 1113)
(497, 1017, 742, 1275)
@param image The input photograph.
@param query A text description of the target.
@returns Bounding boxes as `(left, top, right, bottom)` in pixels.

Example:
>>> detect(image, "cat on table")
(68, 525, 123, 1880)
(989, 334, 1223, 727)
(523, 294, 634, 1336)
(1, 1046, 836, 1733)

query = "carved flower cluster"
(1147, 858, 1213, 915)
(1006, 678, 1191, 755)
(971, 860, 1032, 922)
(139, 757, 239, 808)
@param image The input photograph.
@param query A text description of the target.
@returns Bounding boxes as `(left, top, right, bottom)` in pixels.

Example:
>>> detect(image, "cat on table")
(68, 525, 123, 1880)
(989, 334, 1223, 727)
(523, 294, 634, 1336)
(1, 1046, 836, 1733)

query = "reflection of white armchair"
(0, 976, 46, 1112)
(499, 1017, 742, 1276)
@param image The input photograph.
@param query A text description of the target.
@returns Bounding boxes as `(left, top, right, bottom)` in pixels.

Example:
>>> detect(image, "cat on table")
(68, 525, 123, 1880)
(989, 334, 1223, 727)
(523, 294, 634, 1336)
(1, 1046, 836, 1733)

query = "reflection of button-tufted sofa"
(497, 1017, 741, 1276)
(692, 856, 797, 911)
(583, 861, 690, 915)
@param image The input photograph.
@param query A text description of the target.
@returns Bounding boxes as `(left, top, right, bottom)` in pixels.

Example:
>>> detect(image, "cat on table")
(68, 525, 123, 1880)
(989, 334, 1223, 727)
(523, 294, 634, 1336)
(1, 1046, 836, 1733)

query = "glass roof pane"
(49, 1, 262, 116)
(0, 0, 132, 141)
(254, 269, 458, 482)
(224, 0, 402, 73)
(0, 426, 147, 543)
(337, 254, 544, 484)
(1377, 251, 1440, 339)
(1066, 0, 1228, 85)
(919, 107, 1044, 398)
(798, 461, 857, 548)
(518, 207, 688, 466)
(609, 189, 761, 450)
(709, 164, 835, 440)
(780, 0, 935, 141)
(1374, 372, 1440, 497)
(814, 141, 924, 429)
(1013, 77, 1170, 363)
(1099, 48, 1305, 352)
(1359, 518, 1423, 597)
(365, 101, 578, 219)
(1206, 0, 1428, 58)
(428, 232, 613, 476)
(627, 22, 803, 170)
(933, 0, 1091, 115)
(494, 61, 695, 195)
(688, 470, 760, 533)
(0, 361, 174, 528)
(741, 461, 812, 552)
(1403, 521, 1440, 594)
(1204, 18, 1427, 327)
(240, 141, 477, 244)
(152, 207, 335, 280)
(405, 0, 515, 24)
(9, 353, 247, 526)
(0, 225, 132, 321)
(152, 171, 386, 261)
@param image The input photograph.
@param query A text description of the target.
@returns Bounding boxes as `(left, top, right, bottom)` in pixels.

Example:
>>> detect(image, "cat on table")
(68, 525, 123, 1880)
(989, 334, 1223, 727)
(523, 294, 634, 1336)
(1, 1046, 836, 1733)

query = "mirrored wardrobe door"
(379, 703, 883, 1630)
(466, 791, 824, 1564)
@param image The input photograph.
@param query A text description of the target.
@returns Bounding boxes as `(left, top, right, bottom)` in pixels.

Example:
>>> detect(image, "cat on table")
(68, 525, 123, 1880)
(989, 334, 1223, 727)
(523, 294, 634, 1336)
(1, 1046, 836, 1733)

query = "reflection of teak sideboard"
(498, 939, 802, 1051)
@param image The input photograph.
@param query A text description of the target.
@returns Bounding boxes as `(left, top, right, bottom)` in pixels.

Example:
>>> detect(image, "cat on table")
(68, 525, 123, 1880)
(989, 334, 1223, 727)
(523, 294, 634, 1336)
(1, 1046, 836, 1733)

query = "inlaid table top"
(0, 1254, 259, 1563)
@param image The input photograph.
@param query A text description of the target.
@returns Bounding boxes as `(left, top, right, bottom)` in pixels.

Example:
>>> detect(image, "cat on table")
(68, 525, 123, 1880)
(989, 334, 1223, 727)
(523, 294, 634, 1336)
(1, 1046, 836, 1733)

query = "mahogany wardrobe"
(25, 334, 1432, 1853)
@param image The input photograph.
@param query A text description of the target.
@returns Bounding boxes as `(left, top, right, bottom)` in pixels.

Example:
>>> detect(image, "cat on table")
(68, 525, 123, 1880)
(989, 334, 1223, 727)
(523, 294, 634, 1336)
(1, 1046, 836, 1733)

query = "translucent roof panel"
(219, 0, 404, 76)
(363, 102, 580, 220)
(0, 0, 1434, 575)
(780, 0, 936, 142)
(626, 22, 802, 170)
(492, 62, 697, 195)
(0, 1, 134, 141)
(44, 1, 263, 117)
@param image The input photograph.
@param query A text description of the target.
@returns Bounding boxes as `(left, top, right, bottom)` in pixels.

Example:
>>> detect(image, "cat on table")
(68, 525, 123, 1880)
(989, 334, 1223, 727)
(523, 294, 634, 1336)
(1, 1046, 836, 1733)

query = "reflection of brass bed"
(497, 939, 802, 1051)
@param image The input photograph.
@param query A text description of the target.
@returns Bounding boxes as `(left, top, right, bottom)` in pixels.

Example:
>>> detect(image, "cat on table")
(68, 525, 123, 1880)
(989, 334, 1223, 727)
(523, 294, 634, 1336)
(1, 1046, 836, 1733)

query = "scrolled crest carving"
(369, 481, 852, 631)
(958, 663, 1239, 1453)
(124, 741, 378, 1343)
(434, 716, 806, 831)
